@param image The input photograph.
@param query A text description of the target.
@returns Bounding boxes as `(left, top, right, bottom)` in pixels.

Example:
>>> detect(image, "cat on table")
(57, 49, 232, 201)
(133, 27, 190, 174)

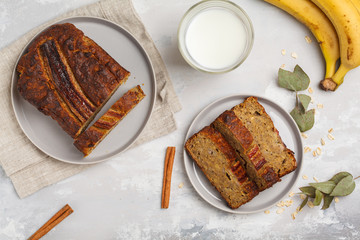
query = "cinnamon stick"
(161, 146, 176, 209)
(28, 204, 73, 240)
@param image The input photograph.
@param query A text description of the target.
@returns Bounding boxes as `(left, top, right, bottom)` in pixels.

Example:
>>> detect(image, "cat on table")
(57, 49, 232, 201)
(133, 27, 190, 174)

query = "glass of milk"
(178, 0, 254, 73)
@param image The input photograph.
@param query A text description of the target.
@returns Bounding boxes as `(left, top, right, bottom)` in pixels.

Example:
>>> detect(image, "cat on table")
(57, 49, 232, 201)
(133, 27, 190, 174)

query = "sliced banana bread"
(185, 126, 259, 209)
(232, 97, 297, 177)
(212, 110, 280, 191)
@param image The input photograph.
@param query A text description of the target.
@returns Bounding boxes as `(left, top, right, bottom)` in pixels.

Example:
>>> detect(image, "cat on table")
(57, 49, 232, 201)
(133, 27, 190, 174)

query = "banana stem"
(320, 64, 350, 91)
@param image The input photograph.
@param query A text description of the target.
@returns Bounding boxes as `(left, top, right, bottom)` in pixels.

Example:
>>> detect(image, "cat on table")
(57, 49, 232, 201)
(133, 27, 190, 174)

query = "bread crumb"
(317, 104, 323, 109)
(328, 128, 333, 133)
(291, 52, 298, 59)
(178, 182, 184, 188)
(313, 176, 319, 182)
(281, 49, 286, 56)
(289, 191, 295, 197)
(264, 210, 270, 214)
(300, 194, 306, 200)
(334, 197, 339, 203)
(312, 151, 317, 157)
(302, 175, 308, 180)
(321, 138, 325, 146)
(280, 64, 286, 69)
(307, 201, 315, 208)
(276, 208, 285, 214)
(328, 133, 335, 140)
(316, 147, 322, 155)
(308, 87, 313, 94)
(291, 211, 298, 220)
(304, 146, 311, 153)
(301, 133, 308, 139)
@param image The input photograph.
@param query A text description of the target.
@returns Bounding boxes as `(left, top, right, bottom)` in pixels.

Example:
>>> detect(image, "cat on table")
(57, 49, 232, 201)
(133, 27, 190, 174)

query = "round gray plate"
(183, 95, 303, 214)
(11, 16, 156, 164)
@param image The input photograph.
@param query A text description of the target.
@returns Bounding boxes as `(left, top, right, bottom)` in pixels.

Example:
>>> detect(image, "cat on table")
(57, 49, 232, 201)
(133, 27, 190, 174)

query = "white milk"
(185, 8, 248, 70)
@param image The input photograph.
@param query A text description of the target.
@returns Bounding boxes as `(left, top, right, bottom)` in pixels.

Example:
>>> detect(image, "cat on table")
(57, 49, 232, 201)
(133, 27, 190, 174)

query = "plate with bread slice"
(11, 17, 156, 164)
(184, 95, 303, 213)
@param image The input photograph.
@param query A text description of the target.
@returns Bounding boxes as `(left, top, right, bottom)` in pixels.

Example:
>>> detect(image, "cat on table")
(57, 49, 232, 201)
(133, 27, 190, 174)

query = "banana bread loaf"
(17, 23, 130, 138)
(185, 126, 259, 209)
(74, 85, 145, 157)
(232, 97, 297, 177)
(212, 110, 280, 191)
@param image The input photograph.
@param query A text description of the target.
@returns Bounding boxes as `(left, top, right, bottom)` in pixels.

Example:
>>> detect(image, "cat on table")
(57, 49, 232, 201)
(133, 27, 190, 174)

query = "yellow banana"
(311, 0, 360, 91)
(264, 0, 340, 80)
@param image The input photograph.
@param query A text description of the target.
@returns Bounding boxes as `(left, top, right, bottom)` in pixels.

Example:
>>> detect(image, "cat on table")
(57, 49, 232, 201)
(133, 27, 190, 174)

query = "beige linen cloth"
(0, 0, 181, 198)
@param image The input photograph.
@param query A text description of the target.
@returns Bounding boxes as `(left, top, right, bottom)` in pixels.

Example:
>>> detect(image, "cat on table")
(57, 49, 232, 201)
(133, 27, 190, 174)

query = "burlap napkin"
(0, 0, 181, 198)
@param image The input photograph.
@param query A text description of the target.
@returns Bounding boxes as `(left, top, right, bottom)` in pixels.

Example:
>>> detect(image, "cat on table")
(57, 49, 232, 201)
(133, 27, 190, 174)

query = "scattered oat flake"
(328, 128, 334, 133)
(291, 211, 298, 220)
(316, 147, 322, 155)
(307, 201, 315, 208)
(178, 182, 184, 188)
(313, 176, 319, 182)
(312, 151, 317, 157)
(296, 206, 302, 212)
(305, 36, 312, 44)
(285, 200, 293, 207)
(301, 133, 308, 139)
(281, 49, 286, 55)
(264, 210, 270, 214)
(276, 208, 285, 214)
(291, 52, 298, 59)
(304, 147, 311, 153)
(280, 64, 286, 68)
(302, 175, 308, 180)
(334, 197, 339, 203)
(328, 133, 335, 140)
(289, 191, 295, 197)
(321, 138, 325, 146)
(317, 104, 324, 109)
(300, 194, 306, 200)
(308, 87, 313, 94)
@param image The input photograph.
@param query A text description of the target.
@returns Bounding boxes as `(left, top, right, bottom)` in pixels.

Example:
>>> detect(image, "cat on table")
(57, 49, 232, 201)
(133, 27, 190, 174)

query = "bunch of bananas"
(265, 0, 360, 91)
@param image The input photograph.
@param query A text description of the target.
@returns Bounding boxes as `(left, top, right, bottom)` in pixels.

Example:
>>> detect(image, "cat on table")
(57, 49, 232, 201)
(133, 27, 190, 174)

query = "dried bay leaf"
(278, 65, 310, 91)
(321, 195, 334, 210)
(309, 181, 336, 194)
(290, 107, 315, 132)
(329, 172, 352, 184)
(299, 186, 316, 198)
(330, 175, 356, 196)
(313, 189, 323, 206)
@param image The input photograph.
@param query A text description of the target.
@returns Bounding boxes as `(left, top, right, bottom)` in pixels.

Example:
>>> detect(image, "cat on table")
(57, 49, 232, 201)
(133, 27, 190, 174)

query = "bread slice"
(17, 23, 130, 138)
(74, 85, 145, 156)
(232, 97, 297, 177)
(185, 126, 259, 209)
(212, 110, 280, 191)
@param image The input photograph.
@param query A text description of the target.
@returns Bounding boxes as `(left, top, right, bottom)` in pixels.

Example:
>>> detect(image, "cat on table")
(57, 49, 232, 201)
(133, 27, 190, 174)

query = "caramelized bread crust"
(17, 23, 130, 138)
(74, 85, 145, 157)
(185, 126, 259, 209)
(212, 110, 280, 191)
(232, 97, 297, 177)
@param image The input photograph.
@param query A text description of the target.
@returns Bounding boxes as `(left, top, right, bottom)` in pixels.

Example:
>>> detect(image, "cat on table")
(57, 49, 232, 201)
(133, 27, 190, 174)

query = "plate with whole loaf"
(184, 95, 303, 213)
(11, 17, 156, 164)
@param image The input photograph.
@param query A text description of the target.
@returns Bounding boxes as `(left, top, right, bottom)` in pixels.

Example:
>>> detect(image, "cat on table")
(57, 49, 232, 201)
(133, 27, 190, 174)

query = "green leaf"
(329, 172, 352, 184)
(298, 94, 311, 112)
(299, 186, 316, 198)
(313, 189, 323, 206)
(321, 195, 334, 210)
(309, 181, 336, 194)
(278, 65, 310, 91)
(290, 107, 315, 132)
(299, 196, 308, 211)
(330, 175, 356, 196)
